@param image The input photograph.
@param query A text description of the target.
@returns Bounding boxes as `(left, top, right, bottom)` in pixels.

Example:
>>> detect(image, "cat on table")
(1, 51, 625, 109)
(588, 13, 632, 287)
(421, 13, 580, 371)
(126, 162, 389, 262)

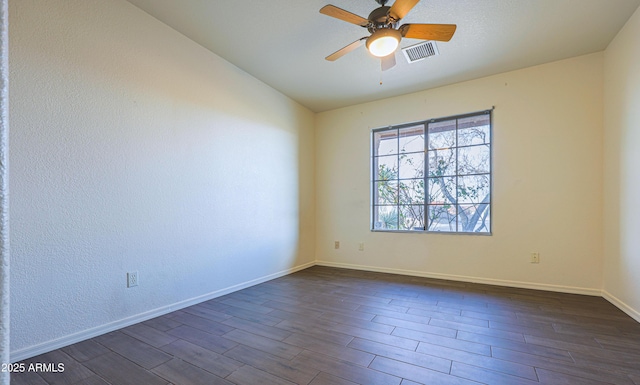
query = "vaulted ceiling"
(126, 0, 640, 112)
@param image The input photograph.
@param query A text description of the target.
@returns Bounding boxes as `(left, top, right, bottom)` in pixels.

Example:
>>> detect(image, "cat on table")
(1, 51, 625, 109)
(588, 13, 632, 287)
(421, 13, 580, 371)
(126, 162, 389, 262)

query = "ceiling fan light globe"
(369, 36, 398, 57)
(366, 29, 401, 57)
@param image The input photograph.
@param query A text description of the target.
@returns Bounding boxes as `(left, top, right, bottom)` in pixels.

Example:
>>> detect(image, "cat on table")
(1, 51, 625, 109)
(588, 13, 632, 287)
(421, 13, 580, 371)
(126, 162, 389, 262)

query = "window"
(372, 110, 492, 233)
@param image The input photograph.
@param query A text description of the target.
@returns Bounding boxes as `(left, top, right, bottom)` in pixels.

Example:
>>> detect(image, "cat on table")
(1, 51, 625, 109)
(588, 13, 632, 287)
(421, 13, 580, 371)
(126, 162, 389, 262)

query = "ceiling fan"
(320, 0, 456, 71)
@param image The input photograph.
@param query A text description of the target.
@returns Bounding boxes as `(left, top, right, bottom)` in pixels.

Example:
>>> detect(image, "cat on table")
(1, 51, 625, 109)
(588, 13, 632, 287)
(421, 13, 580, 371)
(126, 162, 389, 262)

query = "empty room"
(3, 0, 640, 384)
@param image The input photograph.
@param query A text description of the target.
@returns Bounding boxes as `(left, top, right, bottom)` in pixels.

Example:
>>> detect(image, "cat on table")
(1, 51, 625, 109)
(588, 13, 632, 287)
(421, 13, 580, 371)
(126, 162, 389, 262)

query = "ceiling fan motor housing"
(367, 6, 397, 33)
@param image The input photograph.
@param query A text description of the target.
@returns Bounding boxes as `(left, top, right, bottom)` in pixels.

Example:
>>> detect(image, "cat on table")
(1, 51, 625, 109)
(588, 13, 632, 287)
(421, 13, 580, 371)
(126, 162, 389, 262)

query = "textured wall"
(316, 53, 605, 293)
(0, 0, 8, 382)
(10, 0, 315, 358)
(603, 6, 640, 321)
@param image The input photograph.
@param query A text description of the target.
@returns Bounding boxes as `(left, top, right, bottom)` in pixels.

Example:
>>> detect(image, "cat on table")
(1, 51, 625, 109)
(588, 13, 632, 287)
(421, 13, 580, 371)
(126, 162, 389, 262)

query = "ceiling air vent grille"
(402, 41, 439, 63)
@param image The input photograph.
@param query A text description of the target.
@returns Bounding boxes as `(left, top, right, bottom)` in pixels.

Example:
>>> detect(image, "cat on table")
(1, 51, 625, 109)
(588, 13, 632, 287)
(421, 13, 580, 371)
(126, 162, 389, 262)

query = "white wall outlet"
(334, 241, 340, 249)
(127, 271, 138, 287)
(358, 242, 364, 251)
(530, 253, 540, 264)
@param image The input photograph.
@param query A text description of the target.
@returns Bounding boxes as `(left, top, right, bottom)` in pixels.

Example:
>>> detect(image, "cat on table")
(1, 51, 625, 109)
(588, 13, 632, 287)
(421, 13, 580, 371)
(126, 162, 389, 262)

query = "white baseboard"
(315, 260, 603, 296)
(602, 290, 640, 323)
(12, 260, 639, 362)
(10, 261, 315, 363)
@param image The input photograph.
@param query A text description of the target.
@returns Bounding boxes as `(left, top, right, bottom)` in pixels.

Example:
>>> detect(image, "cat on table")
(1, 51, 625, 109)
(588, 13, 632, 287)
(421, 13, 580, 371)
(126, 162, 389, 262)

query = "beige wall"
(0, 0, 8, 382)
(10, 0, 315, 360)
(603, 6, 640, 321)
(316, 53, 604, 294)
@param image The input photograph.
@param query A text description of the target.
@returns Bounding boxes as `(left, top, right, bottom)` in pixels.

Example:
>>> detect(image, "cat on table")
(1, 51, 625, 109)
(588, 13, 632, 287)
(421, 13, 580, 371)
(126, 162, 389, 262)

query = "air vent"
(402, 41, 439, 63)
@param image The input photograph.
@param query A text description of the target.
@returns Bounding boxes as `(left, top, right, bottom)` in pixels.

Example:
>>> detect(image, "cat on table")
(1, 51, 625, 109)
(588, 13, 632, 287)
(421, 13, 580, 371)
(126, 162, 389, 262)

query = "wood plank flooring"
(11, 266, 640, 385)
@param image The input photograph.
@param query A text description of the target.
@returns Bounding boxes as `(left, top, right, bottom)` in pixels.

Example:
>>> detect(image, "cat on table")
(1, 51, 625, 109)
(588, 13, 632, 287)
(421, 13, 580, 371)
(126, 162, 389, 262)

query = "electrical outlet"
(334, 241, 340, 249)
(127, 271, 138, 288)
(530, 253, 540, 264)
(358, 242, 364, 251)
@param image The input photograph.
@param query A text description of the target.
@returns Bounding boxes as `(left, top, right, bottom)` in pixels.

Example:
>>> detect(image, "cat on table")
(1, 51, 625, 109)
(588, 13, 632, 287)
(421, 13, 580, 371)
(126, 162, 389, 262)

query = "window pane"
(457, 204, 490, 233)
(399, 179, 424, 204)
(427, 205, 456, 232)
(428, 120, 456, 149)
(458, 114, 490, 128)
(375, 181, 398, 205)
(373, 206, 398, 230)
(374, 155, 398, 181)
(458, 144, 490, 175)
(399, 125, 424, 153)
(428, 177, 456, 204)
(457, 175, 490, 204)
(399, 205, 425, 231)
(374, 130, 398, 156)
(428, 148, 456, 177)
(458, 124, 490, 146)
(399, 153, 424, 179)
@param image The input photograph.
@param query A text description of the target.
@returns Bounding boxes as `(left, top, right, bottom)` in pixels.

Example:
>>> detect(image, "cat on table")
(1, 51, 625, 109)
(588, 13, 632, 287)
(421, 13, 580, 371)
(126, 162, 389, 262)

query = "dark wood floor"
(12, 266, 640, 385)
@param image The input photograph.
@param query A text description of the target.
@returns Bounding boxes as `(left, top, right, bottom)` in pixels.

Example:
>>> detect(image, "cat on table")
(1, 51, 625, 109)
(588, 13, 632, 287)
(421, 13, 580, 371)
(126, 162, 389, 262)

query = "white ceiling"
(125, 0, 640, 112)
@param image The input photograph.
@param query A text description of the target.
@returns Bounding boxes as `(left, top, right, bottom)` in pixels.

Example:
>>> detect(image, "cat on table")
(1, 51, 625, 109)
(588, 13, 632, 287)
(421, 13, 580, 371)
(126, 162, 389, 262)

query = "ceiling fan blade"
(320, 5, 369, 27)
(325, 37, 367, 61)
(388, 0, 420, 21)
(381, 54, 396, 71)
(400, 23, 457, 42)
